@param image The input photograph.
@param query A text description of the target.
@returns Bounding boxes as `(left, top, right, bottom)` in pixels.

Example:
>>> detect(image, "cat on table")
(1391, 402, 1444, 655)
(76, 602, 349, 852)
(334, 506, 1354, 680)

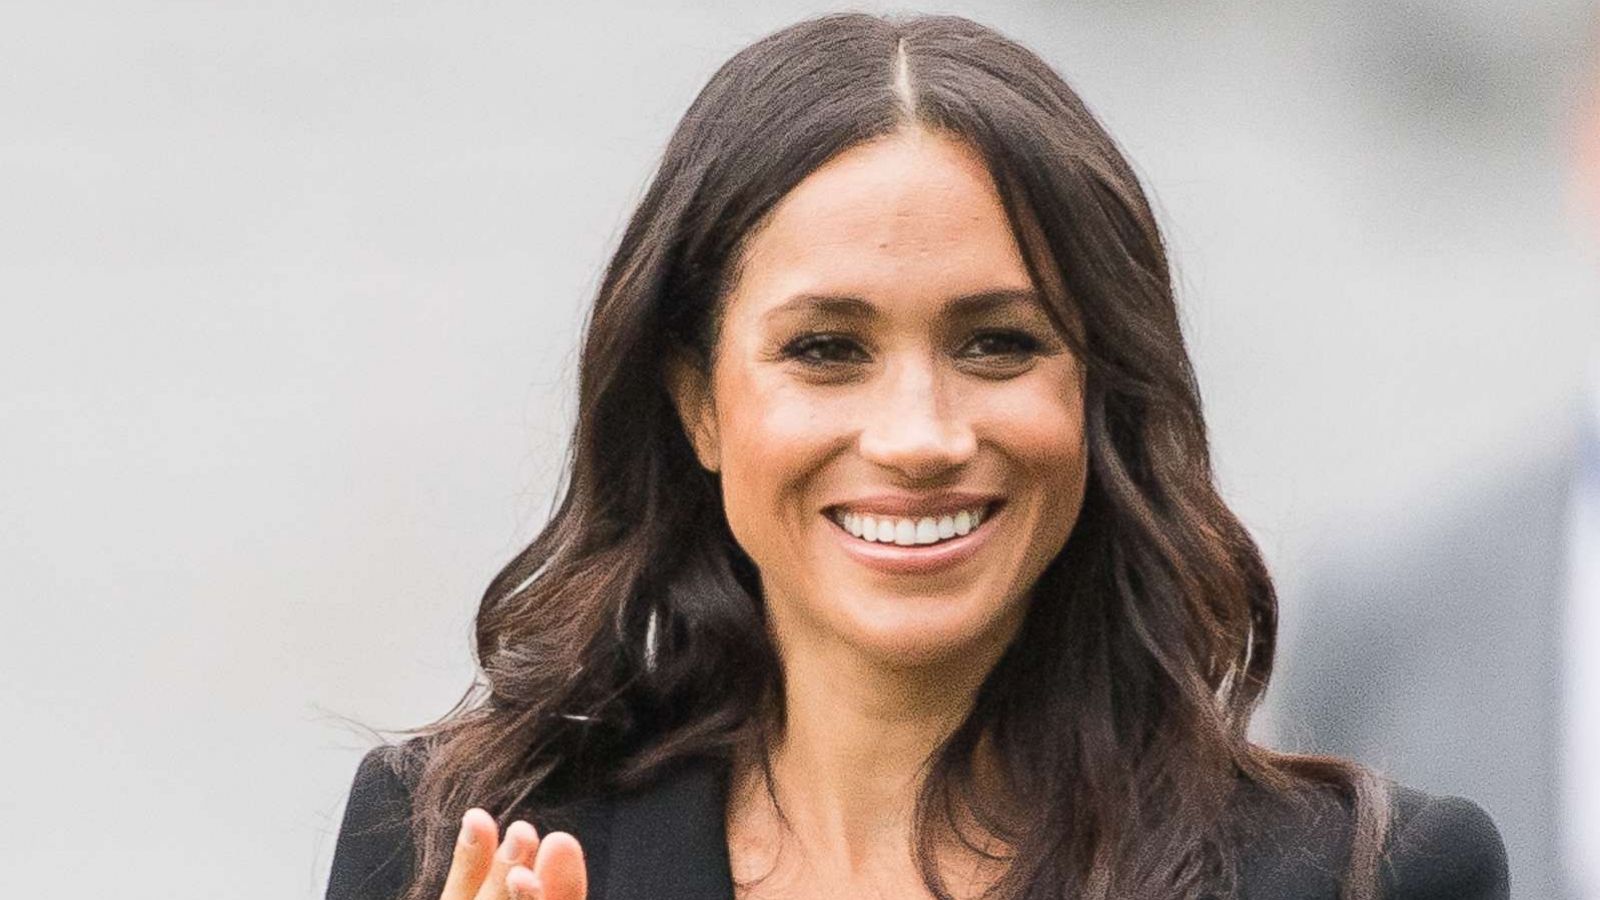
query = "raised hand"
(440, 807, 588, 900)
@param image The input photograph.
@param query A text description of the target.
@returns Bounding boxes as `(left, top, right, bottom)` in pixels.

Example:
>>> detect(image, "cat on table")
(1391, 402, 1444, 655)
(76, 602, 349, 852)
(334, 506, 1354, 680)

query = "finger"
(531, 832, 587, 900)
(505, 864, 539, 900)
(473, 819, 541, 900)
(441, 809, 499, 900)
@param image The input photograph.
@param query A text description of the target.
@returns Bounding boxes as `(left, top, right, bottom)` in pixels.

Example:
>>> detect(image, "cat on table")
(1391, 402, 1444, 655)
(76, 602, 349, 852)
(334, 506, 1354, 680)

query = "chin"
(838, 594, 1023, 670)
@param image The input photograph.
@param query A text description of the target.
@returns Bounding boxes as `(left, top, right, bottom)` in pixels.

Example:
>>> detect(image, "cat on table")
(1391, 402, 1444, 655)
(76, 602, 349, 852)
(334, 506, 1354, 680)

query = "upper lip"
(825, 491, 1003, 519)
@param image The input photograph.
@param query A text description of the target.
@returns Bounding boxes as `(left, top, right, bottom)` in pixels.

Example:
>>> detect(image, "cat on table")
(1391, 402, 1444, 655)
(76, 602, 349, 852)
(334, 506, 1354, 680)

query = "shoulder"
(1228, 777, 1508, 900)
(325, 737, 626, 900)
(1379, 785, 1509, 900)
(326, 739, 428, 900)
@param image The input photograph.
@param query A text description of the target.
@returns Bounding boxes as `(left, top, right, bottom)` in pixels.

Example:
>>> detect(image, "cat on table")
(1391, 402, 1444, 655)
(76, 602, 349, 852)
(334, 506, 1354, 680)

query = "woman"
(325, 12, 1508, 900)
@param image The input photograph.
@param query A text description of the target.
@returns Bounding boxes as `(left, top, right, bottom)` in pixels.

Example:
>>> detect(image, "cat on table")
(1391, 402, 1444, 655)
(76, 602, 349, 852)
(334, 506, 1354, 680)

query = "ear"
(664, 345, 721, 473)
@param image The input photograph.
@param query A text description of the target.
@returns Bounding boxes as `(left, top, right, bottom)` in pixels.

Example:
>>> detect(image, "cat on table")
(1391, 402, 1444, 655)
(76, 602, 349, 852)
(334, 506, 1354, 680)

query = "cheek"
(713, 374, 841, 549)
(980, 363, 1085, 451)
(981, 373, 1089, 526)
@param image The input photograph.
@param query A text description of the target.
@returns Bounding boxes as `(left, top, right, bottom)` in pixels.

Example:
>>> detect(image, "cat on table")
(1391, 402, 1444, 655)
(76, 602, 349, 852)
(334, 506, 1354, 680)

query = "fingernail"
(459, 811, 476, 846)
(497, 825, 524, 861)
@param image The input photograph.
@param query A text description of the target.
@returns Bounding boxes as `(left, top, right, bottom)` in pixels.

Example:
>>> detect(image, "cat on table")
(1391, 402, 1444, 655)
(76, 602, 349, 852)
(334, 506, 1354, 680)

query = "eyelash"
(780, 330, 1043, 368)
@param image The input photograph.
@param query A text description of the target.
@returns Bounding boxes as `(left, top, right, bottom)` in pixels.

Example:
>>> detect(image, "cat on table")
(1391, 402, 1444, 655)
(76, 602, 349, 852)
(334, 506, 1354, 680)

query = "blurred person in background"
(1278, 11, 1599, 899)
(1567, 359, 1600, 900)
(1563, 36, 1600, 899)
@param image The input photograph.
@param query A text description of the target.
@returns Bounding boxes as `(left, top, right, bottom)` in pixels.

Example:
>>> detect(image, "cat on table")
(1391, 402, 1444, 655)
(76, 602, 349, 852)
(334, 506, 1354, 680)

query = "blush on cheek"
(712, 450, 821, 599)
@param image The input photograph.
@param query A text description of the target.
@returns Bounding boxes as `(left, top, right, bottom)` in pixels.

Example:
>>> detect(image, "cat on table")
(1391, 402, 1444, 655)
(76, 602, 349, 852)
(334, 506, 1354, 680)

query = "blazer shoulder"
(326, 739, 428, 900)
(1380, 786, 1508, 900)
(1228, 777, 1507, 900)
(324, 737, 621, 900)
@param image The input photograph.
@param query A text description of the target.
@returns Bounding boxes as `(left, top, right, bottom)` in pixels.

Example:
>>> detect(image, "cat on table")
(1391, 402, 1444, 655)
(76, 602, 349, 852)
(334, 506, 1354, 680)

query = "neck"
(776, 644, 988, 860)
(727, 605, 1020, 891)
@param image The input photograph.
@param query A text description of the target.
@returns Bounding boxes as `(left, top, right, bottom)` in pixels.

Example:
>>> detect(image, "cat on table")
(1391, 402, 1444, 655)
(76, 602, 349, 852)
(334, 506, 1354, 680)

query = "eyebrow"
(762, 288, 1045, 324)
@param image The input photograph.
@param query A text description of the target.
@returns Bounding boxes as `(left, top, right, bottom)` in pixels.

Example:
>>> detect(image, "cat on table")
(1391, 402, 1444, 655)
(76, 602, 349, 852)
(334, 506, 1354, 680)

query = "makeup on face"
(673, 127, 1089, 666)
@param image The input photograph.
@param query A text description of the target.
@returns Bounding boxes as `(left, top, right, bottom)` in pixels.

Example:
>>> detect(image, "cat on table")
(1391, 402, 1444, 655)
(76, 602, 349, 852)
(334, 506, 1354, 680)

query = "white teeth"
(892, 519, 914, 545)
(831, 504, 991, 547)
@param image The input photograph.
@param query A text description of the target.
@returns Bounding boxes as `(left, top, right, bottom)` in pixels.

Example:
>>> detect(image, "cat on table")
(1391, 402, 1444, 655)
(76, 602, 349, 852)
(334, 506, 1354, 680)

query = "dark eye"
(961, 330, 1040, 359)
(782, 333, 870, 366)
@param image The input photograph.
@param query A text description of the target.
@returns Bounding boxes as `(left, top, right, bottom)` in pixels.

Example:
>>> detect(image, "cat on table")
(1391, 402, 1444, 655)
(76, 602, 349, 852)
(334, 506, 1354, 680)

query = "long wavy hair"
(381, 12, 1391, 900)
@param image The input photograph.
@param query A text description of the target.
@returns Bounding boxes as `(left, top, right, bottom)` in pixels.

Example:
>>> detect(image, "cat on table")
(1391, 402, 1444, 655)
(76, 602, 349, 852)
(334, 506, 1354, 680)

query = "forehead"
(725, 128, 1036, 321)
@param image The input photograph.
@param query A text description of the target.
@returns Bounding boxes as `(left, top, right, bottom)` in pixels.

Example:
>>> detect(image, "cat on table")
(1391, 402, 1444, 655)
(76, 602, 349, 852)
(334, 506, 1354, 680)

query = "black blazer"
(325, 744, 1509, 900)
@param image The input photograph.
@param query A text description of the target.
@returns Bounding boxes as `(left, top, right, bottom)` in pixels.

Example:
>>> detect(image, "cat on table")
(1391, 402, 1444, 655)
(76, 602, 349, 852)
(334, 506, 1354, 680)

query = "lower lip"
(825, 504, 1001, 576)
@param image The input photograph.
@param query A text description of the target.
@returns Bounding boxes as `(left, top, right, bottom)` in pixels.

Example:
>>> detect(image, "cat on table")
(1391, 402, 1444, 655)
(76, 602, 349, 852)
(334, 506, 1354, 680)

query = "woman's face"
(670, 127, 1088, 669)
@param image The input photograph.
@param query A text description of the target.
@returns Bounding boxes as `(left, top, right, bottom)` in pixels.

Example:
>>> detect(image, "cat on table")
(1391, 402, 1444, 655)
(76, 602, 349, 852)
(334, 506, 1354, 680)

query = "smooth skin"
(441, 808, 587, 900)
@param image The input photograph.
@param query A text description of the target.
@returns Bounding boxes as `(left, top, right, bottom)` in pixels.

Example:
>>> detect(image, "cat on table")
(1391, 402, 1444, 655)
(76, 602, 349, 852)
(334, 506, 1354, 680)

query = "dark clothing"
(326, 743, 1509, 900)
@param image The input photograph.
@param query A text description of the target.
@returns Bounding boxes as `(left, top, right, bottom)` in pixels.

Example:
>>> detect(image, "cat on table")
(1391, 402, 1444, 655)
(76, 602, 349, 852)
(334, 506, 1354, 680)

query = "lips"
(829, 502, 998, 546)
(821, 499, 1003, 575)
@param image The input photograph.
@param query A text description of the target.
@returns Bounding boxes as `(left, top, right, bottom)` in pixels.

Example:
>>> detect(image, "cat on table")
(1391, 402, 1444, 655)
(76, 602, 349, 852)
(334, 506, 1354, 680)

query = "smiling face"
(669, 127, 1089, 670)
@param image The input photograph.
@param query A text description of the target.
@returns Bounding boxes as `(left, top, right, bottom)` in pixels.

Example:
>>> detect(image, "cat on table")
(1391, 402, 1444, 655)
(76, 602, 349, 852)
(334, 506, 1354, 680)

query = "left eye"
(961, 331, 1039, 358)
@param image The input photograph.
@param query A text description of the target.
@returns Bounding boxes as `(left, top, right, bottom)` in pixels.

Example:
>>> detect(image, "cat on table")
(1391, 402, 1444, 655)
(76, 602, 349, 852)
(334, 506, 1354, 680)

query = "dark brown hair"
(381, 12, 1391, 900)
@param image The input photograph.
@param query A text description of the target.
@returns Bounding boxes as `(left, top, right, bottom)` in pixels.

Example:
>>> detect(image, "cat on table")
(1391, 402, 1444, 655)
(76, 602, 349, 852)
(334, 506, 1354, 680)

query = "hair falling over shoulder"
(377, 13, 1393, 900)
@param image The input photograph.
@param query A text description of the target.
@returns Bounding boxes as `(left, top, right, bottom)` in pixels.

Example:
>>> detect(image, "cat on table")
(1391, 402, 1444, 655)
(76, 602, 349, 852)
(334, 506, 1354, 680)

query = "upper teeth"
(831, 505, 988, 546)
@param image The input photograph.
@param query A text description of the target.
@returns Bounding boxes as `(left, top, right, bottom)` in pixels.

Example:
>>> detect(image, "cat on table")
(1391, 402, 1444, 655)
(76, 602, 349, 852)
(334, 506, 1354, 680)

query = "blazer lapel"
(604, 759, 737, 900)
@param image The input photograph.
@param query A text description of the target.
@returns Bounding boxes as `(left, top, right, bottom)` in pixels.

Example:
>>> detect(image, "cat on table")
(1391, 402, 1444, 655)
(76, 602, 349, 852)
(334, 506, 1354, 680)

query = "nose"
(857, 356, 977, 480)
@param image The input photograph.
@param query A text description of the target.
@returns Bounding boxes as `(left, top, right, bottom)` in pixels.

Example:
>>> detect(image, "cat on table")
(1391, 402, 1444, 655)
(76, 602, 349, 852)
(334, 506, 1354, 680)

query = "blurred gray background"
(2, 2, 1596, 898)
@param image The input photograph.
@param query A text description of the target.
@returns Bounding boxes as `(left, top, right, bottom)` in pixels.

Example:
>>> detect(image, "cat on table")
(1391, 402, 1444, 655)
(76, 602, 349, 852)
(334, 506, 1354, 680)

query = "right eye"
(781, 333, 870, 366)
